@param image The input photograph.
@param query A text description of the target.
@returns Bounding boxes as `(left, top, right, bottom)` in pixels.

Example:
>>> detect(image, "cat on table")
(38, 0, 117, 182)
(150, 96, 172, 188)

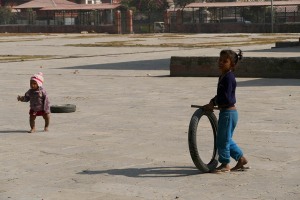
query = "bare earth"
(0, 33, 299, 200)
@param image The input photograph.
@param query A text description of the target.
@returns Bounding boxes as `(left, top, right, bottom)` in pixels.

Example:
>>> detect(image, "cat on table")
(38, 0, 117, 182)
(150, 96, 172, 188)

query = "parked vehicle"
(154, 22, 165, 33)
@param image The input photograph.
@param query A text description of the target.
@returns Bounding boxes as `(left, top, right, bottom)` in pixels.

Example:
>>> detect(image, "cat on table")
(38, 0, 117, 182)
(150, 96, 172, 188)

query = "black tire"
(50, 104, 76, 113)
(188, 108, 218, 173)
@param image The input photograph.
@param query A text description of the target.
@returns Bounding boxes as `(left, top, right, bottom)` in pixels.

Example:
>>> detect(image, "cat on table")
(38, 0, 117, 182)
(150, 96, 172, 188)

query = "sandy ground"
(0, 33, 299, 200)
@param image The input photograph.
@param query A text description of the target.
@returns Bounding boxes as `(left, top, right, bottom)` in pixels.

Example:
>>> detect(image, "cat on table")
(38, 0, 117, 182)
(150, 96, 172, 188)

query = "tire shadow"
(77, 166, 202, 178)
(0, 130, 28, 134)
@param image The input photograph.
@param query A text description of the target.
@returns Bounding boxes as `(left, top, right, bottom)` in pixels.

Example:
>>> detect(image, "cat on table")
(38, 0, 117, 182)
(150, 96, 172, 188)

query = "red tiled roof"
(13, 0, 121, 10)
(187, 1, 300, 8)
(40, 3, 121, 10)
(14, 0, 77, 9)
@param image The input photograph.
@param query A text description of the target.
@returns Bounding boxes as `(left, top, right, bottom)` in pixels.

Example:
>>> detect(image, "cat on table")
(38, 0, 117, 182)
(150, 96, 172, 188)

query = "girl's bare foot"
(28, 129, 35, 133)
(212, 163, 231, 173)
(231, 156, 248, 171)
(44, 127, 49, 132)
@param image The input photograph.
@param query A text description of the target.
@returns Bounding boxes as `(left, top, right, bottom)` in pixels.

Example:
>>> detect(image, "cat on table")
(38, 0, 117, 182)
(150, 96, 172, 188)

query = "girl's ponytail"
(237, 49, 243, 61)
(234, 49, 243, 65)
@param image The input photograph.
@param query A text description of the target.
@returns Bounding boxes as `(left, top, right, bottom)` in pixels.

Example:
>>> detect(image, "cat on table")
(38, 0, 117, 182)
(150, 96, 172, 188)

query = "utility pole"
(271, 0, 274, 33)
(110, 0, 113, 24)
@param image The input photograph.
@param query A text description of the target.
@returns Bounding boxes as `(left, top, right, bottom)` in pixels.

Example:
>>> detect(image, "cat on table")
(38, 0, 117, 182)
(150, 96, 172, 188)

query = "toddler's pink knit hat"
(31, 72, 44, 87)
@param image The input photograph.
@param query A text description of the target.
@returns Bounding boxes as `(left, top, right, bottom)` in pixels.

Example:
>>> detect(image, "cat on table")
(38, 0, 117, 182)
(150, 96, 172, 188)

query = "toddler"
(17, 72, 50, 133)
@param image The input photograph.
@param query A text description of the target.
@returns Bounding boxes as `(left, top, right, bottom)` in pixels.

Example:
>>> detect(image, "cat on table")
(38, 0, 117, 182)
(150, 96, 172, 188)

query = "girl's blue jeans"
(217, 109, 243, 164)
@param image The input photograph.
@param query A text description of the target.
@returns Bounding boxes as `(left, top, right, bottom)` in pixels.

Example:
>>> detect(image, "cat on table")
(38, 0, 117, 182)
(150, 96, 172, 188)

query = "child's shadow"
(78, 166, 202, 178)
(0, 130, 28, 134)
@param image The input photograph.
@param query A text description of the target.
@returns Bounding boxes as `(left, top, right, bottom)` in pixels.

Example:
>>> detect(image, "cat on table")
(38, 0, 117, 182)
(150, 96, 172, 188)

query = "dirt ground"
(0, 33, 299, 200)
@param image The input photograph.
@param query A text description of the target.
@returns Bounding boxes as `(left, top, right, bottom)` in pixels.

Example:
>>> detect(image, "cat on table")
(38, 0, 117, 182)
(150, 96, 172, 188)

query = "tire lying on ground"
(50, 104, 76, 113)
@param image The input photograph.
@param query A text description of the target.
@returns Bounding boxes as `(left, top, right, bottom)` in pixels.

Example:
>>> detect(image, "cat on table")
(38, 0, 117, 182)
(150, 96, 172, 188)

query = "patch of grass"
(61, 33, 125, 39)
(0, 38, 44, 43)
(64, 35, 296, 48)
(249, 37, 297, 44)
(218, 34, 250, 38)
(0, 33, 50, 37)
(0, 55, 55, 62)
(64, 41, 267, 48)
(129, 34, 186, 39)
(66, 39, 149, 47)
(259, 33, 299, 37)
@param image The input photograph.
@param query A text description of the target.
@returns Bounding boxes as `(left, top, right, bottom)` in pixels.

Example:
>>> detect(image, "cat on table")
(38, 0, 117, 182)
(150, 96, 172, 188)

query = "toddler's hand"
(17, 95, 22, 101)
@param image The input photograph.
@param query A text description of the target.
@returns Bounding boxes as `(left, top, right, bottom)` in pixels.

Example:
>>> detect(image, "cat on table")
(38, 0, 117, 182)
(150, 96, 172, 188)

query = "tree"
(176, 0, 195, 10)
(1, 0, 28, 7)
(175, 0, 195, 22)
(0, 6, 16, 24)
(121, 0, 169, 12)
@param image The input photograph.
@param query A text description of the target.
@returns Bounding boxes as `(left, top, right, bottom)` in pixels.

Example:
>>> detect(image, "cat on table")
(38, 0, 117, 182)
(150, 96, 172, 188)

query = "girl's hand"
(203, 102, 214, 111)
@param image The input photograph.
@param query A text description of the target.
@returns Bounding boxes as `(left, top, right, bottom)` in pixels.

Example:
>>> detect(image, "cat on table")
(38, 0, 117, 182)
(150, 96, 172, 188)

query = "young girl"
(17, 72, 50, 133)
(204, 49, 248, 172)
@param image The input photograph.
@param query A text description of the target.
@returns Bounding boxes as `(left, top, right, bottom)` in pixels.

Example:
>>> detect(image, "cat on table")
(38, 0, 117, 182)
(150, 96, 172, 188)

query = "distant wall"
(1, 23, 299, 34)
(170, 56, 300, 79)
(0, 25, 116, 34)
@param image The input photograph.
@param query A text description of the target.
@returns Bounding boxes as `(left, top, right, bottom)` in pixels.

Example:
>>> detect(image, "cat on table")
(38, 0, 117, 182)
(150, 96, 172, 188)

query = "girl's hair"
(220, 49, 243, 71)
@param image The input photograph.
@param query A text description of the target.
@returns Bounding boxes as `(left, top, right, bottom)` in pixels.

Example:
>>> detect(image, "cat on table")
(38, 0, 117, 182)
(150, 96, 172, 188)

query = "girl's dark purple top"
(214, 71, 236, 108)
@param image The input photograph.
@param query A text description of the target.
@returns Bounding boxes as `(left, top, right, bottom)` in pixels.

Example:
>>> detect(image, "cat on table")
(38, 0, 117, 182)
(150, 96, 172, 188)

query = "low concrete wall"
(170, 56, 300, 78)
(275, 38, 300, 48)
